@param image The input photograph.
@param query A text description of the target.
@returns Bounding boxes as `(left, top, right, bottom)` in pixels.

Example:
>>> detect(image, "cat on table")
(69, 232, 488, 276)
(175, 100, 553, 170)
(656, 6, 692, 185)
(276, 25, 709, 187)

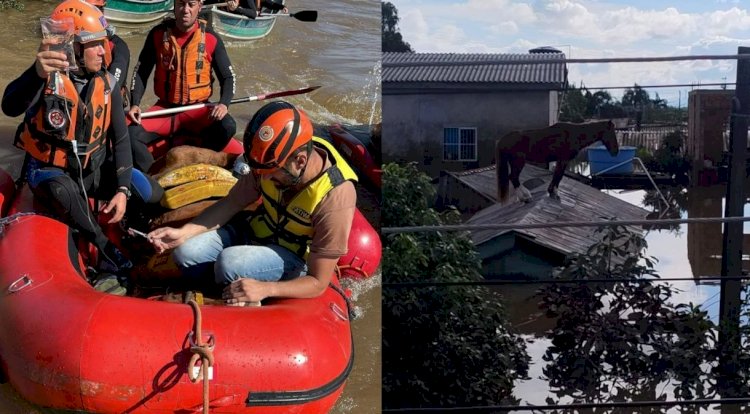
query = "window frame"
(443, 126, 478, 162)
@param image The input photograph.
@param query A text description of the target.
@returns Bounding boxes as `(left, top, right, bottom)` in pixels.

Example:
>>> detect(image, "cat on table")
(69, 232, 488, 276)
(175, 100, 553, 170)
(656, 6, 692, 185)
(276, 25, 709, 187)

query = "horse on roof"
(496, 120, 618, 203)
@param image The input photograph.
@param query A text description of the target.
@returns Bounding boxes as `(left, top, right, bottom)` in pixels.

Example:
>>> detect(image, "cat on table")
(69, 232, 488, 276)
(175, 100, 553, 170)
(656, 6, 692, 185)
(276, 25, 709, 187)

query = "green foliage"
(734, 287, 750, 394)
(382, 1, 413, 53)
(539, 225, 717, 409)
(559, 85, 586, 122)
(559, 84, 686, 124)
(622, 84, 653, 109)
(382, 162, 529, 408)
(641, 129, 691, 179)
(0, 0, 23, 10)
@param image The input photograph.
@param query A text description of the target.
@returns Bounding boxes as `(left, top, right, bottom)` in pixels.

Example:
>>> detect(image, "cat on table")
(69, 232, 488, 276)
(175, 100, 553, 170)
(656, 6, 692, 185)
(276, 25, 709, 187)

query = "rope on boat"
(187, 299, 215, 414)
(331, 267, 356, 320)
(0, 212, 36, 237)
(336, 263, 370, 279)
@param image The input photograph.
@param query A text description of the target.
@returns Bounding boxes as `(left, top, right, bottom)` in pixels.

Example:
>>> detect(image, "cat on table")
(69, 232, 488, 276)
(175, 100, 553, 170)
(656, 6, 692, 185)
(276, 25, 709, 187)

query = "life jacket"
(15, 71, 113, 171)
(154, 20, 212, 105)
(249, 137, 358, 260)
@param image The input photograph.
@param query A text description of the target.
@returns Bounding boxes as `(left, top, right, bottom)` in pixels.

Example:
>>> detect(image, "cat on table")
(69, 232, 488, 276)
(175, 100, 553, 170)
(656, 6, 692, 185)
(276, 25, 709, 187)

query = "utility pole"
(718, 46, 749, 395)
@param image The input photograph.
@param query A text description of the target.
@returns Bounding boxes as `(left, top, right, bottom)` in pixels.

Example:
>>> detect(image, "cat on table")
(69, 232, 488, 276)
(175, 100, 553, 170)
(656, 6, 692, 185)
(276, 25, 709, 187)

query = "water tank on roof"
(529, 46, 563, 54)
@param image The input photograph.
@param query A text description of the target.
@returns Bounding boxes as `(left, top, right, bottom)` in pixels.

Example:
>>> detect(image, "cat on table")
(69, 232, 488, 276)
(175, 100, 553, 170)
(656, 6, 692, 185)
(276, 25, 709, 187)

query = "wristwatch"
(116, 186, 132, 201)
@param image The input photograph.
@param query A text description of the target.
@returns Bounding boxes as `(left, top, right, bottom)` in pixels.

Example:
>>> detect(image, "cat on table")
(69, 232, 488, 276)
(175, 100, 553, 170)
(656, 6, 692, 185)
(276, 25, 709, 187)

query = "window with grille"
(443, 127, 477, 161)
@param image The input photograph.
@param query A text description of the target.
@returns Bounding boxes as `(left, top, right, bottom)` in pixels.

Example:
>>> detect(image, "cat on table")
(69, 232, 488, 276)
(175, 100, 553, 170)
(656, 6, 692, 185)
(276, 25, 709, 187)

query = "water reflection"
(502, 182, 750, 412)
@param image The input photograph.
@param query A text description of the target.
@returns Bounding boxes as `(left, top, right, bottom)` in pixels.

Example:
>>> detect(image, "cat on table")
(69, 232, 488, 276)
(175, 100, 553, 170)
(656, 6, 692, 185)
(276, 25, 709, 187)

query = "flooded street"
(0, 1, 380, 412)
(502, 180, 749, 412)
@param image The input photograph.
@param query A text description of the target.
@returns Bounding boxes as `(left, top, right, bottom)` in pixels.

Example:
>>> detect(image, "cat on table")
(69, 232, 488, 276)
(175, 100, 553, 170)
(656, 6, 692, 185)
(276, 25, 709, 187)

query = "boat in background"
(209, 6, 282, 41)
(328, 124, 382, 190)
(104, 0, 172, 24)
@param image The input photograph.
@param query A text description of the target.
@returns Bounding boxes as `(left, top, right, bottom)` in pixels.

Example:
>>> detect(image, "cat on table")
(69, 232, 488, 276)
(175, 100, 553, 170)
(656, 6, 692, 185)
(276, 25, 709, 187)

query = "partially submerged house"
(382, 51, 567, 177)
(439, 164, 650, 279)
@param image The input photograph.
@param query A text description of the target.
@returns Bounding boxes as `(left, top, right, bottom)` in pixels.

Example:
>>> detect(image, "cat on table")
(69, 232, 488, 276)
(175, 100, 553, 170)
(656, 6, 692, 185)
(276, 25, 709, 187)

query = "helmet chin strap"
(281, 163, 307, 187)
(279, 146, 313, 187)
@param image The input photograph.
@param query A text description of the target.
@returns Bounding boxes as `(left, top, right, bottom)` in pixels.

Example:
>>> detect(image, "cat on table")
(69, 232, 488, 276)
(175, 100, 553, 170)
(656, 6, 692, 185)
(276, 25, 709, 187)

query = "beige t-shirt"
(225, 149, 357, 259)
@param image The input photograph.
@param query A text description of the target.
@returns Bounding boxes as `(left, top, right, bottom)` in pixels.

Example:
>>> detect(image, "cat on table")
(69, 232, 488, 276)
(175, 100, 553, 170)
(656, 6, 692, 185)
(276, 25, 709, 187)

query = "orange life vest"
(15, 71, 112, 171)
(154, 20, 212, 105)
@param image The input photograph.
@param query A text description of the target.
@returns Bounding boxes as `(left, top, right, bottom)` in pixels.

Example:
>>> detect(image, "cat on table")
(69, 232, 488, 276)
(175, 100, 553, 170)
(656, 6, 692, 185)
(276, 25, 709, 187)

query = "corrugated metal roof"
(383, 52, 567, 85)
(454, 164, 649, 256)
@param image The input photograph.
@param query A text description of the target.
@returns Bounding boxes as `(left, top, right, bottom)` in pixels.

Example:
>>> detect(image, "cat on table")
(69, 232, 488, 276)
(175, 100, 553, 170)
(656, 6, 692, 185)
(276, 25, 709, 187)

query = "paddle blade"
(256, 85, 321, 101)
(229, 86, 321, 105)
(289, 10, 317, 22)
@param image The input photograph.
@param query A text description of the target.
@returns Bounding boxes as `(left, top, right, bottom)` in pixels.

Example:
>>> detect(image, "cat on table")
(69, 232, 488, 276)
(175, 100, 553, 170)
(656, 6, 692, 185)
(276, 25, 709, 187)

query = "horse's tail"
(496, 142, 510, 203)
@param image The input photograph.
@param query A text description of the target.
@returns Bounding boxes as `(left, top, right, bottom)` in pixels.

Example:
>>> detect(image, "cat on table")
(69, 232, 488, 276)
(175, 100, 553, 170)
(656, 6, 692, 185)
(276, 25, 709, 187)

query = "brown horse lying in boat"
(496, 120, 618, 203)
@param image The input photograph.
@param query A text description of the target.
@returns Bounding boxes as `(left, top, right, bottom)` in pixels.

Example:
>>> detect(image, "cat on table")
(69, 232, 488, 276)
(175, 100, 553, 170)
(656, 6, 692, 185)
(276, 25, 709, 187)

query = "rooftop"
(383, 52, 567, 87)
(452, 164, 650, 256)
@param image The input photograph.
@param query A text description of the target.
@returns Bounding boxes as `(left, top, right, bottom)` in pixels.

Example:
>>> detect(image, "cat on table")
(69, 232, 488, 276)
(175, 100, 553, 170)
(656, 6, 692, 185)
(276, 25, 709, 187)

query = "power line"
(383, 276, 750, 288)
(574, 82, 735, 90)
(383, 54, 750, 67)
(382, 215, 750, 234)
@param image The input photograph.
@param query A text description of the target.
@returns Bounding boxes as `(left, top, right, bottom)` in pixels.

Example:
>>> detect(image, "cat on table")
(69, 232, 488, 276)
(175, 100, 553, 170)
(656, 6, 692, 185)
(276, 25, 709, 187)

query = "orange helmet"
(51, 0, 112, 68)
(84, 0, 107, 6)
(243, 101, 314, 174)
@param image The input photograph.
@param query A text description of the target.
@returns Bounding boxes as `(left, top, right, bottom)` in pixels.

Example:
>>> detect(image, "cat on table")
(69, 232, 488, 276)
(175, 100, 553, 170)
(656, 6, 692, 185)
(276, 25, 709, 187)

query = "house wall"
(476, 236, 558, 280)
(687, 90, 733, 174)
(383, 90, 556, 177)
(436, 172, 494, 216)
(548, 90, 559, 125)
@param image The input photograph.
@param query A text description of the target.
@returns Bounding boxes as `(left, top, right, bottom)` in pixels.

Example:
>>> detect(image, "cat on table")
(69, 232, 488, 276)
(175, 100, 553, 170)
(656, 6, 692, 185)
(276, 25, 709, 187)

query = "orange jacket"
(16, 71, 112, 170)
(154, 20, 213, 105)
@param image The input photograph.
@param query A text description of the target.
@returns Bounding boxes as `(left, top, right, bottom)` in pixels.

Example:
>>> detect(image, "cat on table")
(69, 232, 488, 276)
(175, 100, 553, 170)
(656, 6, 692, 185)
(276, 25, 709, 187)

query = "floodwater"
(501, 177, 750, 412)
(0, 0, 381, 412)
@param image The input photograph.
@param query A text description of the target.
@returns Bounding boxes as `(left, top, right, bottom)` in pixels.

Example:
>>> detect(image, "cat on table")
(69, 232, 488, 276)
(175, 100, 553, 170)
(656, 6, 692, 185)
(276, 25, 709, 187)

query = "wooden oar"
(202, 2, 317, 22)
(140, 86, 321, 119)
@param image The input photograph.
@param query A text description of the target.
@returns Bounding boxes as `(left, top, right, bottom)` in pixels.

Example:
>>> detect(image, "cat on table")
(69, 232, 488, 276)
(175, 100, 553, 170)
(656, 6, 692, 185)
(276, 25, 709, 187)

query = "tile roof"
(383, 52, 567, 86)
(452, 164, 649, 256)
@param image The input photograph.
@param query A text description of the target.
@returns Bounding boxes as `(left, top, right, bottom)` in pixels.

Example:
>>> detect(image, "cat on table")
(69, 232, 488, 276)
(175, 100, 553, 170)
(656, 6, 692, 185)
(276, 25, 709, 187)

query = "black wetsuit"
(109, 34, 130, 89)
(2, 66, 162, 270)
(129, 20, 237, 172)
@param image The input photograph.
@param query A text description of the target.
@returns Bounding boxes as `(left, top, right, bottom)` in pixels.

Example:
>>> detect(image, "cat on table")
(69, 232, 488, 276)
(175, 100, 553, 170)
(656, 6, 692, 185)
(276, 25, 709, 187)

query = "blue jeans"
(172, 221, 307, 285)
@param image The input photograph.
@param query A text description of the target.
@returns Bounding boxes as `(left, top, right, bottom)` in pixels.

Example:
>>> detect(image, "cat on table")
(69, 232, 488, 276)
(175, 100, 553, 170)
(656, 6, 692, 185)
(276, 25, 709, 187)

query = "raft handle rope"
(7, 274, 32, 294)
(330, 268, 356, 320)
(0, 212, 37, 237)
(186, 299, 215, 414)
(330, 302, 348, 321)
(336, 263, 370, 279)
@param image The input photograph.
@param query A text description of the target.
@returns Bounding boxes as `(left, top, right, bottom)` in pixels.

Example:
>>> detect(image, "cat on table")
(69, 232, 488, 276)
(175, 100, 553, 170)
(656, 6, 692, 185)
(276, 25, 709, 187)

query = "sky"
(387, 0, 750, 106)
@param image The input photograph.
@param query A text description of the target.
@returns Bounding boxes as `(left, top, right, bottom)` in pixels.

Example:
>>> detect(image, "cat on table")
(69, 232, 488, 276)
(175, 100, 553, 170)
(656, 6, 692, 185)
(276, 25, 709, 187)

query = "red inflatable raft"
(327, 124, 382, 190)
(0, 168, 381, 413)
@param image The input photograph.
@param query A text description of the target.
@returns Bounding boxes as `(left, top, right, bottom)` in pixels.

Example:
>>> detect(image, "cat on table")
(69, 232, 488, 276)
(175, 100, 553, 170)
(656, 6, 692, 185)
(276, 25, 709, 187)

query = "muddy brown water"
(0, 1, 381, 412)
